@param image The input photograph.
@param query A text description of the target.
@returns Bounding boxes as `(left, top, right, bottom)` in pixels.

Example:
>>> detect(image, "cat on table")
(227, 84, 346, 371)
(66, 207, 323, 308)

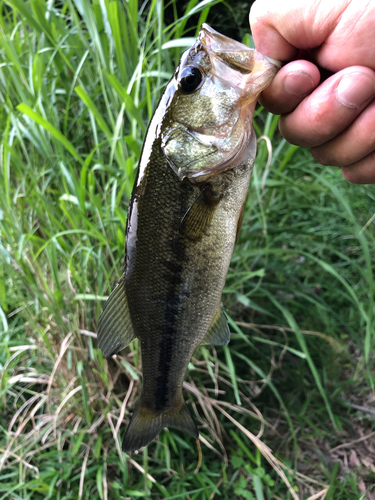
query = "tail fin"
(122, 400, 198, 453)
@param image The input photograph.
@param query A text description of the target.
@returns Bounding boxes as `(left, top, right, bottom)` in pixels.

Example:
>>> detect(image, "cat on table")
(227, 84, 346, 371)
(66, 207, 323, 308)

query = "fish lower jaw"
(187, 129, 218, 147)
(186, 111, 242, 146)
(187, 129, 256, 180)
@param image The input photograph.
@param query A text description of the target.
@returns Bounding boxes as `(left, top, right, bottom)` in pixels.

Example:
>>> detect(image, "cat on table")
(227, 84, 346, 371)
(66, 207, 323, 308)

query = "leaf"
(74, 86, 112, 140)
(104, 71, 146, 133)
(16, 103, 83, 164)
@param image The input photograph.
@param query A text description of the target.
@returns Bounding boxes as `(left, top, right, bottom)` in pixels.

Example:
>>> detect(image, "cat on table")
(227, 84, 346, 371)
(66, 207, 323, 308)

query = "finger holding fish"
(276, 66, 375, 184)
(278, 67, 375, 148)
(260, 64, 375, 184)
(311, 98, 375, 184)
(258, 60, 320, 115)
(259, 59, 375, 184)
(251, 0, 375, 183)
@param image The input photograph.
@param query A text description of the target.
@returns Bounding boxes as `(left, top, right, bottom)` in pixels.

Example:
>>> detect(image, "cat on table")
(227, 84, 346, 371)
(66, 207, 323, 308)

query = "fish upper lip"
(199, 23, 281, 74)
(199, 23, 251, 55)
(263, 54, 283, 70)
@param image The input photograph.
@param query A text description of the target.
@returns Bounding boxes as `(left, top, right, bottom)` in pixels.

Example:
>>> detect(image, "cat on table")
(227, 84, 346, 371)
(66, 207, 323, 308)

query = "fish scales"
(97, 24, 280, 452)
(127, 143, 250, 407)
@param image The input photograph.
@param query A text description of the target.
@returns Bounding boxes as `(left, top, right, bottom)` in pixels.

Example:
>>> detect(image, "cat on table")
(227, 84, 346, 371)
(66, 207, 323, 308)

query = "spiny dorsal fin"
(200, 308, 230, 346)
(97, 277, 136, 358)
(179, 187, 219, 242)
(122, 399, 198, 452)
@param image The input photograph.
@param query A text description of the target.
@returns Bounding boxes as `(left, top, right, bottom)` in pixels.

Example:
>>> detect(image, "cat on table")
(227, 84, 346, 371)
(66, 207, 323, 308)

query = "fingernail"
(336, 73, 375, 108)
(284, 72, 315, 96)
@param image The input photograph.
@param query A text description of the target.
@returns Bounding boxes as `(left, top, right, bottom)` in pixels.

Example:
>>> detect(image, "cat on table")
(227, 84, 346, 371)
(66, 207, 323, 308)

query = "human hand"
(250, 0, 375, 184)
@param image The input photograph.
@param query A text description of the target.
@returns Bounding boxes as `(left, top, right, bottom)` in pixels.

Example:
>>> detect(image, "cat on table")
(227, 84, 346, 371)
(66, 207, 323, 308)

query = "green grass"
(1, 0, 375, 499)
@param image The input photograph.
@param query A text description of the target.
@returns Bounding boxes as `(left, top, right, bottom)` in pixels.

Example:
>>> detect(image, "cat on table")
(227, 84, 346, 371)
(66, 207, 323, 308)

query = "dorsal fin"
(97, 277, 136, 358)
(200, 308, 230, 346)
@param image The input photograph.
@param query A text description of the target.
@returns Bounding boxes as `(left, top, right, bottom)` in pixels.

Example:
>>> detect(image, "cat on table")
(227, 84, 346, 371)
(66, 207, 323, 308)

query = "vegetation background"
(0, 0, 374, 498)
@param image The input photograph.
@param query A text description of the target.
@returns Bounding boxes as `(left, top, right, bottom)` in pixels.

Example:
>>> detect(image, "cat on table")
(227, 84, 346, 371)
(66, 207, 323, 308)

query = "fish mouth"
(181, 98, 258, 180)
(199, 23, 281, 94)
(186, 116, 255, 180)
(187, 106, 242, 145)
(177, 24, 281, 179)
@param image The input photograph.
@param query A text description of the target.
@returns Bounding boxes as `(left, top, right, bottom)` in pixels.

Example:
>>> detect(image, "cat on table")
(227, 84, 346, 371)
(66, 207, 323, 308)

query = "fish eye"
(179, 67, 202, 92)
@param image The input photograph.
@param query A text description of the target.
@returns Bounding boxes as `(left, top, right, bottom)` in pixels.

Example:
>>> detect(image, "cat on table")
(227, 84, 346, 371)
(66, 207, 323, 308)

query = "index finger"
(249, 0, 345, 61)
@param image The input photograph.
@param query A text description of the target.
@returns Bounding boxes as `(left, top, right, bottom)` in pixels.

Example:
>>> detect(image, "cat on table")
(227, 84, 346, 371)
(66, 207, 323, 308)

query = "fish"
(97, 24, 280, 453)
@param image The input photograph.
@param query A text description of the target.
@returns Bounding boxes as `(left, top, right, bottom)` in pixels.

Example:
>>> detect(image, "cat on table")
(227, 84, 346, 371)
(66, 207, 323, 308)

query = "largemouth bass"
(98, 24, 279, 452)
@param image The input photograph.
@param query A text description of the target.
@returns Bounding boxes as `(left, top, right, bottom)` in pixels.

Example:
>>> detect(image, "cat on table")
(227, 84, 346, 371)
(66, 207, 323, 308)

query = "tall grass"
(1, 0, 374, 499)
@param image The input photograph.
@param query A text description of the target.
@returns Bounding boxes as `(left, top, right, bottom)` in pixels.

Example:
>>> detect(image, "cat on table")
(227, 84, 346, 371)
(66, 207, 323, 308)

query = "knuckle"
(307, 99, 338, 140)
(310, 147, 333, 166)
(341, 166, 360, 184)
(279, 97, 338, 147)
(342, 152, 375, 184)
(278, 117, 304, 146)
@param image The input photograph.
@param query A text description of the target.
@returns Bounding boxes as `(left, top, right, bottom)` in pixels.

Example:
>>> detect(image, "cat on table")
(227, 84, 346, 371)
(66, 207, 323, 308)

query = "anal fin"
(97, 277, 136, 358)
(200, 308, 230, 346)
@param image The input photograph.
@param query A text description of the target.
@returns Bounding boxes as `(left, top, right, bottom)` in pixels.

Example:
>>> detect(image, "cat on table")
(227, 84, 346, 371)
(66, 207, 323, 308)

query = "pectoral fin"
(201, 308, 230, 346)
(235, 201, 245, 244)
(180, 187, 219, 241)
(97, 277, 136, 358)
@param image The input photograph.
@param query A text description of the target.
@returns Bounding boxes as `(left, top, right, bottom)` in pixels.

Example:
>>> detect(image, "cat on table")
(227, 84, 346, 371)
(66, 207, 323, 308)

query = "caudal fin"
(122, 400, 198, 452)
